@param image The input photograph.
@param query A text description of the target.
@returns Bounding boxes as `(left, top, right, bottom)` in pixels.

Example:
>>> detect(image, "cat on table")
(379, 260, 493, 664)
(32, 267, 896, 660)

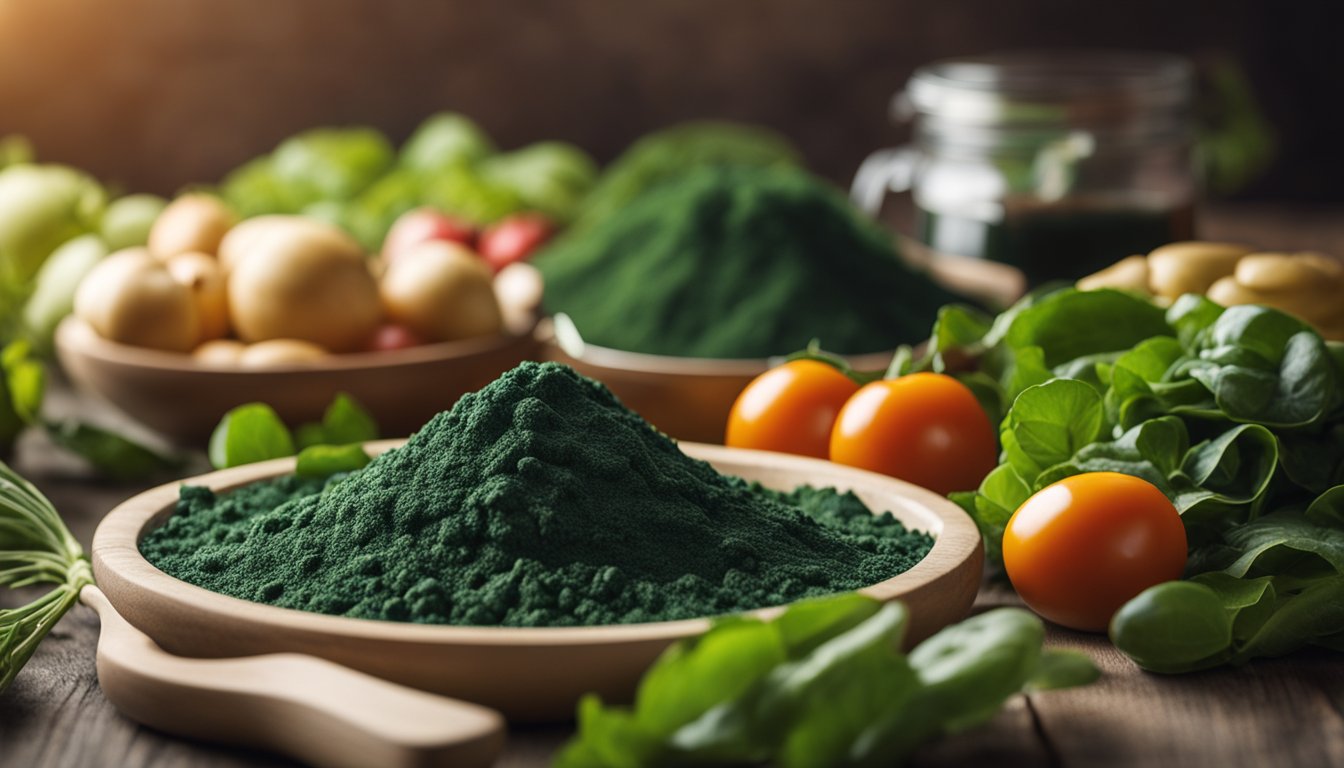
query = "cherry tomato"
(726, 360, 859, 459)
(828, 373, 996, 495)
(1003, 472, 1187, 632)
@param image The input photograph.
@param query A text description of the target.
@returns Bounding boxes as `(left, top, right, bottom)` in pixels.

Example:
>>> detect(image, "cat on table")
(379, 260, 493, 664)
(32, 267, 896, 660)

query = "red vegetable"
(479, 214, 552, 273)
(382, 207, 477, 264)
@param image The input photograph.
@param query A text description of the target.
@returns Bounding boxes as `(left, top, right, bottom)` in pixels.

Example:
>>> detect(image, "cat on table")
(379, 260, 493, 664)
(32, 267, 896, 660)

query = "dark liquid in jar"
(917, 200, 1196, 285)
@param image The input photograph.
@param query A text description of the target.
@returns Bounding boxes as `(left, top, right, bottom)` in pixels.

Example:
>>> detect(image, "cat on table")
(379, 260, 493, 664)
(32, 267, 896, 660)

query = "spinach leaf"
(1001, 379, 1104, 480)
(295, 392, 379, 449)
(1181, 306, 1337, 428)
(294, 443, 371, 478)
(208, 403, 295, 469)
(1003, 288, 1171, 369)
(558, 595, 1097, 768)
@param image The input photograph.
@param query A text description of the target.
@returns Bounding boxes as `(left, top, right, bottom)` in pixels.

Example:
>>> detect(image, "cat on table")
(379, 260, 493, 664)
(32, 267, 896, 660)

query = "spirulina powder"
(142, 362, 932, 626)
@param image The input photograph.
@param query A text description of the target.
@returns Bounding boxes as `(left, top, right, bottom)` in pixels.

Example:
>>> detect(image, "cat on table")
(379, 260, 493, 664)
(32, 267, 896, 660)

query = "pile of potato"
(73, 194, 517, 366)
(1079, 241, 1344, 340)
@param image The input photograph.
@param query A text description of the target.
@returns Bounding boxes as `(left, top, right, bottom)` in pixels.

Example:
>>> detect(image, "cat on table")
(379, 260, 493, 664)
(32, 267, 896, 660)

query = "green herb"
(557, 593, 1097, 767)
(208, 393, 378, 476)
(906, 286, 1344, 671)
(0, 459, 93, 694)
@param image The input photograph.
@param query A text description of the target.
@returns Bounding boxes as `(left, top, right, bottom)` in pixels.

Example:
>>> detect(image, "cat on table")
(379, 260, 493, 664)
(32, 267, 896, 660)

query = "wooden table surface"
(3, 205, 1343, 768)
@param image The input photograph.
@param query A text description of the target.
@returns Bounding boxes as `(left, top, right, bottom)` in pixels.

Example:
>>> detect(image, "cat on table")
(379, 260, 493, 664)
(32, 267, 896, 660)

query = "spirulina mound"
(142, 362, 931, 627)
(537, 165, 965, 359)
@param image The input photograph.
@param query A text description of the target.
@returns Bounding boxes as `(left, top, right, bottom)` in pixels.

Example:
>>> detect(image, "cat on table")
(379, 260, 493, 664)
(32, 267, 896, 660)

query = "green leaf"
(1165, 293, 1225, 347)
(296, 392, 378, 449)
(1026, 649, 1103, 691)
(1110, 581, 1234, 673)
(294, 444, 371, 478)
(43, 420, 179, 480)
(208, 403, 295, 469)
(1217, 514, 1344, 578)
(1003, 288, 1172, 369)
(1182, 306, 1337, 428)
(1001, 379, 1104, 480)
(1305, 486, 1344, 528)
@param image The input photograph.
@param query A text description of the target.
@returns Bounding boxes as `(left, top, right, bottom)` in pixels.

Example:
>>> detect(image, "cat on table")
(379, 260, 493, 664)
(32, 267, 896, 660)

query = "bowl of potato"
(56, 195, 544, 443)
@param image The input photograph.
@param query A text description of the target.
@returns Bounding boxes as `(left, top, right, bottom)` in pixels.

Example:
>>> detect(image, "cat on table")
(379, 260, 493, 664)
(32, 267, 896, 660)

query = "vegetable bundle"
(909, 287, 1344, 672)
(558, 593, 1097, 767)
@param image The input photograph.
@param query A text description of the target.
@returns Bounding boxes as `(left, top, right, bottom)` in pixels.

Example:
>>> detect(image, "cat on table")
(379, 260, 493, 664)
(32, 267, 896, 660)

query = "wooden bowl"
(55, 317, 541, 444)
(546, 337, 893, 444)
(92, 440, 983, 722)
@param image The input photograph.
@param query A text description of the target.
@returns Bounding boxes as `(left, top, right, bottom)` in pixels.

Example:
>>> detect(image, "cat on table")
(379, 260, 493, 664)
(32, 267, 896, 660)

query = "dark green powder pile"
(142, 362, 932, 627)
(537, 165, 965, 359)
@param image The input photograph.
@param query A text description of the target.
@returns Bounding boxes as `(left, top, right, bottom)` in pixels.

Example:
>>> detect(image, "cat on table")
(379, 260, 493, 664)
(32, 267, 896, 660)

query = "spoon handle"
(81, 585, 506, 768)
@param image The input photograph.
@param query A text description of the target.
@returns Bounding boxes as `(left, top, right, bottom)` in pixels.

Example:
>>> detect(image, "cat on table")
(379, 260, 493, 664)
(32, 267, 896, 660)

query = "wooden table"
(4, 205, 1344, 767)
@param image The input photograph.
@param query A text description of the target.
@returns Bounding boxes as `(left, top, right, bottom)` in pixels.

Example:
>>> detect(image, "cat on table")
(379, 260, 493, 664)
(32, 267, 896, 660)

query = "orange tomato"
(828, 373, 996, 495)
(726, 360, 859, 459)
(1003, 472, 1187, 632)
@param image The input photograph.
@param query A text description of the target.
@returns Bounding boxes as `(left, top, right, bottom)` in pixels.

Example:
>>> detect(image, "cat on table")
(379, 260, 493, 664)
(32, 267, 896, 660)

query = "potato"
(148, 194, 236, 260)
(227, 220, 380, 352)
(165, 251, 229, 341)
(238, 339, 328, 367)
(1206, 275, 1265, 307)
(1077, 255, 1150, 293)
(193, 339, 246, 366)
(1147, 241, 1252, 300)
(73, 248, 199, 351)
(380, 241, 502, 342)
(1234, 252, 1342, 292)
(218, 215, 361, 273)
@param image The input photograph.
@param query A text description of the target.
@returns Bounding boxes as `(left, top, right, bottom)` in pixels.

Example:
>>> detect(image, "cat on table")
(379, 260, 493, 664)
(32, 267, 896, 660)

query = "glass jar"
(853, 51, 1198, 286)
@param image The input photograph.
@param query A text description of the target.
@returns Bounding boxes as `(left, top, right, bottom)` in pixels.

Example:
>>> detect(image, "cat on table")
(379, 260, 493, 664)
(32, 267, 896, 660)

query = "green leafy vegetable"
(399, 112, 496, 172)
(294, 392, 378, 449)
(295, 443, 371, 478)
(908, 285, 1344, 671)
(0, 459, 94, 694)
(209, 393, 378, 479)
(208, 403, 295, 469)
(557, 594, 1097, 767)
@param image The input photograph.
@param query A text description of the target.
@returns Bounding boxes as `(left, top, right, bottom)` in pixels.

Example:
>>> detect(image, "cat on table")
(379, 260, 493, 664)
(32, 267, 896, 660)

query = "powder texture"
(537, 165, 965, 359)
(142, 362, 932, 627)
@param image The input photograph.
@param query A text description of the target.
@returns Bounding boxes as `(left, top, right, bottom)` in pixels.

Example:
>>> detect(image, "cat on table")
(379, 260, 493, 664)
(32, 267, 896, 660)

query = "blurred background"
(0, 0, 1337, 201)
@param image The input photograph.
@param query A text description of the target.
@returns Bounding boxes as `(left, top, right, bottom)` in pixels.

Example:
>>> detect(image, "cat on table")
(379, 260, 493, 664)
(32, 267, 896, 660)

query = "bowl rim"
(92, 440, 983, 648)
(56, 316, 539, 375)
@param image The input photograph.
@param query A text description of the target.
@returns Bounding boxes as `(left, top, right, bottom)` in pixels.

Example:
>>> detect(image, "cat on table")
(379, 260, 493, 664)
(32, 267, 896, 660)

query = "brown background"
(0, 0, 1339, 199)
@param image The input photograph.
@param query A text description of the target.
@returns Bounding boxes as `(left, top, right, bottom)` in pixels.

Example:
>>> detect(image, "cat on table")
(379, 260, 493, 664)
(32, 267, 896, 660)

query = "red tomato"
(1003, 472, 1187, 632)
(365, 323, 426, 352)
(726, 360, 860, 459)
(828, 373, 996, 495)
(479, 214, 552, 273)
(382, 207, 477, 264)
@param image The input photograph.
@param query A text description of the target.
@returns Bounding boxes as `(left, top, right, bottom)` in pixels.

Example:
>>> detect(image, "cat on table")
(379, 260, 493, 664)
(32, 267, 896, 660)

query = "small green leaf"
(1110, 581, 1233, 674)
(295, 392, 378, 449)
(43, 420, 179, 480)
(294, 443, 371, 478)
(208, 403, 295, 469)
(1026, 649, 1102, 691)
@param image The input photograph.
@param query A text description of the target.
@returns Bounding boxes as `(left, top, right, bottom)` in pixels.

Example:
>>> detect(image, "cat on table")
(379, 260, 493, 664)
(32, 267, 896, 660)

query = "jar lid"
(901, 50, 1193, 130)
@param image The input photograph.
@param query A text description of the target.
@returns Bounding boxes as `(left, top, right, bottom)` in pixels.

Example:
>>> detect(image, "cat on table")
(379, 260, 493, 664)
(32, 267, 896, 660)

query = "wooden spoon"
(81, 585, 506, 768)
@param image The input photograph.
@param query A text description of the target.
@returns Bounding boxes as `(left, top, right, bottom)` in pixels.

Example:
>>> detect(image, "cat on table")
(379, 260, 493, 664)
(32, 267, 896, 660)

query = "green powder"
(537, 165, 965, 359)
(142, 362, 932, 627)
